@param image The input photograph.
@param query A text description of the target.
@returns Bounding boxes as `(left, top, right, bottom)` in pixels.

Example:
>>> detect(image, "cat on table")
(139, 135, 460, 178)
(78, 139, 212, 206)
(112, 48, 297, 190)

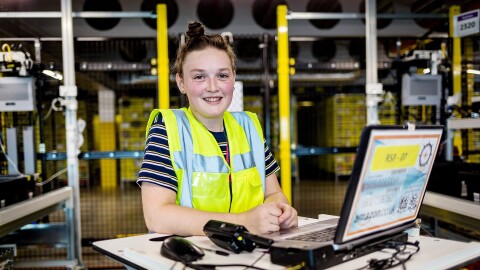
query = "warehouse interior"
(0, 0, 479, 269)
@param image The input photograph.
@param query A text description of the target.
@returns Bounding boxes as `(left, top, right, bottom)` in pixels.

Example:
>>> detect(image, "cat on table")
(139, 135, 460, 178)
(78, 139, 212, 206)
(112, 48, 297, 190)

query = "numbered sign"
(454, 9, 479, 37)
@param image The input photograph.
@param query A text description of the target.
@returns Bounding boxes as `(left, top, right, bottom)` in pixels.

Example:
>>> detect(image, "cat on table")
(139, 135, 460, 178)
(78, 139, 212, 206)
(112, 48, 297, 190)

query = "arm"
(264, 173, 298, 229)
(141, 181, 285, 236)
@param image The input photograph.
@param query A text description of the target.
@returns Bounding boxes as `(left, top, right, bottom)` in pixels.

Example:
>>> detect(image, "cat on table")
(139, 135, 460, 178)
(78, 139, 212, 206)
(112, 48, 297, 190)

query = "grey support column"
(365, 0, 383, 125)
(60, 0, 83, 267)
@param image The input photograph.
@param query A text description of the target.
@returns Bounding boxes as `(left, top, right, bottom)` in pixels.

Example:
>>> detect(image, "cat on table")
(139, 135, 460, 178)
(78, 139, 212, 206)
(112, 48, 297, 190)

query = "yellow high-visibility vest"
(146, 107, 266, 213)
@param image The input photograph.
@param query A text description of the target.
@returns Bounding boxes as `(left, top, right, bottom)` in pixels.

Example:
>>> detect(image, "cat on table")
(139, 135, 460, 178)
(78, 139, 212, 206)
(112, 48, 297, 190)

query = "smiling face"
(176, 47, 236, 131)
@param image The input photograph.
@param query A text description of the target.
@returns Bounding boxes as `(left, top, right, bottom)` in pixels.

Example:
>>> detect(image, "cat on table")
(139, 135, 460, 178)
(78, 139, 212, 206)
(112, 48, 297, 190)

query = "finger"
(258, 218, 280, 234)
(279, 209, 298, 228)
(278, 206, 292, 223)
(286, 212, 299, 228)
(268, 205, 283, 217)
(280, 217, 296, 229)
(277, 202, 290, 211)
(267, 213, 280, 225)
(267, 223, 281, 233)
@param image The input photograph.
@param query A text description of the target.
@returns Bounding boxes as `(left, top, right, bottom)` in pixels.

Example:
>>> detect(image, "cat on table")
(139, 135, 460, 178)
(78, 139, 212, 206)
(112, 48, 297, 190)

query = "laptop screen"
(337, 125, 443, 244)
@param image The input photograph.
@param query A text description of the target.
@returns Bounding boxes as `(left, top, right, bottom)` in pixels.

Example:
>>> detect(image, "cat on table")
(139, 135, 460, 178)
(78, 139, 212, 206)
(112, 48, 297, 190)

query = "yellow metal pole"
(157, 4, 170, 109)
(464, 38, 475, 162)
(277, 5, 292, 203)
(449, 5, 462, 156)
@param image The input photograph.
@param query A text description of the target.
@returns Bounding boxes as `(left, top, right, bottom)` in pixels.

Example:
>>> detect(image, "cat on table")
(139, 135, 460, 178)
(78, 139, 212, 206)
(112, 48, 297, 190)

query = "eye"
(193, 74, 205, 80)
(218, 73, 229, 79)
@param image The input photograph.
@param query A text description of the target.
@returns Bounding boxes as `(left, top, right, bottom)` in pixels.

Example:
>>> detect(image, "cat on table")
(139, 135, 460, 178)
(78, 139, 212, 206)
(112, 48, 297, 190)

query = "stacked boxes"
(467, 129, 480, 163)
(117, 97, 154, 182)
(402, 105, 436, 124)
(379, 93, 397, 125)
(319, 94, 366, 177)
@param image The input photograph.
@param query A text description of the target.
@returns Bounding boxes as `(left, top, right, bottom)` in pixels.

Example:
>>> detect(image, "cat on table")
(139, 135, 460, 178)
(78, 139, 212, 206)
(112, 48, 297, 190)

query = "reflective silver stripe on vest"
(193, 155, 229, 173)
(231, 152, 255, 172)
(171, 110, 194, 208)
(230, 112, 266, 192)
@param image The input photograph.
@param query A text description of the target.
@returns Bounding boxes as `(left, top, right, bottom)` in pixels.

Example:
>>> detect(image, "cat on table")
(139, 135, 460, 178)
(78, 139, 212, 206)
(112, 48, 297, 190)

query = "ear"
(176, 73, 185, 94)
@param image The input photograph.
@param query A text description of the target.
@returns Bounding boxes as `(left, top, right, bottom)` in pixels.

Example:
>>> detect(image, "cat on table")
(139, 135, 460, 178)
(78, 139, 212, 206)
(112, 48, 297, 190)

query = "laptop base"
(270, 232, 408, 270)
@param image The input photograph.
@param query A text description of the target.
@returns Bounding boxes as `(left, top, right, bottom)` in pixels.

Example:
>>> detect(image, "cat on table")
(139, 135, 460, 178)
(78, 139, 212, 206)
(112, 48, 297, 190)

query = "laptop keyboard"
(286, 227, 336, 242)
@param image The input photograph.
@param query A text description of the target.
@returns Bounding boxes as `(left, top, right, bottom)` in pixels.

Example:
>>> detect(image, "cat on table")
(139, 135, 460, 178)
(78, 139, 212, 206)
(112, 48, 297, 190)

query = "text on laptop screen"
(343, 128, 442, 242)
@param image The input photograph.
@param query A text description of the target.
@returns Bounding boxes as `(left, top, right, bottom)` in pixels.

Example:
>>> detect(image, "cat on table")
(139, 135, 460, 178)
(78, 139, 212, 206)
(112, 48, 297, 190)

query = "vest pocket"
(191, 172, 229, 212)
(231, 167, 264, 213)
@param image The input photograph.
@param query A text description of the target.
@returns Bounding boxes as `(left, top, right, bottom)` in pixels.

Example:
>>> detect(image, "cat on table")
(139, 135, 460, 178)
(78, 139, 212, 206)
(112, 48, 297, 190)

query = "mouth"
(203, 97, 222, 103)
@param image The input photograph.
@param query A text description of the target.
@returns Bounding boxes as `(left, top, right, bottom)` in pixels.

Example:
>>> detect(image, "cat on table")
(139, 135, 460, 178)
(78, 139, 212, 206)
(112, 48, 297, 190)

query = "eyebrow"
(189, 68, 231, 73)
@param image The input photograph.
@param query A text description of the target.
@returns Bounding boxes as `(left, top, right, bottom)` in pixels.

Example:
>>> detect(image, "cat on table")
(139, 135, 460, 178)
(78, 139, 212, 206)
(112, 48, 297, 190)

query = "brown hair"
(173, 21, 236, 78)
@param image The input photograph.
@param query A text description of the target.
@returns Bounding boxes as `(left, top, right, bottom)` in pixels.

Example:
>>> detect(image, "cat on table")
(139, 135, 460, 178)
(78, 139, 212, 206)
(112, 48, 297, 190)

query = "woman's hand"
(241, 202, 283, 234)
(277, 202, 298, 229)
(240, 202, 298, 234)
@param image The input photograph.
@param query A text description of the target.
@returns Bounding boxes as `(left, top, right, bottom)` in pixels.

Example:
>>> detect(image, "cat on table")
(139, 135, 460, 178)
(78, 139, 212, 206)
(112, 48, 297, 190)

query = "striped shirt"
(137, 112, 280, 193)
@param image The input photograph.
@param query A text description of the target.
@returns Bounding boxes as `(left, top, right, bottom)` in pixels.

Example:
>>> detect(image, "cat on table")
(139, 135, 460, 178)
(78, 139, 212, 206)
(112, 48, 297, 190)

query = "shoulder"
(229, 111, 263, 136)
(229, 111, 260, 124)
(152, 109, 186, 124)
(153, 111, 164, 124)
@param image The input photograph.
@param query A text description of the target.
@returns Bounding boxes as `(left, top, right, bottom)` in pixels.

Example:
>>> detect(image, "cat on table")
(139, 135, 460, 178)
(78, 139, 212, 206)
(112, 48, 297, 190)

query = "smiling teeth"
(204, 97, 221, 102)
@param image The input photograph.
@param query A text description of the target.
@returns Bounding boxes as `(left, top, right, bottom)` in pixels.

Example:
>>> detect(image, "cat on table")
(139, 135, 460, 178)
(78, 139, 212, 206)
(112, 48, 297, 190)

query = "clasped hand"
(243, 202, 298, 235)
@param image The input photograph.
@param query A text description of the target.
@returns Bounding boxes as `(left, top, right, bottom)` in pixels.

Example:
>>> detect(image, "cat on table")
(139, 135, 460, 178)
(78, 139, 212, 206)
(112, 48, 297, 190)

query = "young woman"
(138, 21, 298, 236)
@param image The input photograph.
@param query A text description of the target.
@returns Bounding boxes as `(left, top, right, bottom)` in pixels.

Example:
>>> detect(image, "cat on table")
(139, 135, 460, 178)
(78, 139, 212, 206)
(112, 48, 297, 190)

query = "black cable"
(169, 261, 177, 270)
(184, 249, 270, 270)
(191, 263, 267, 270)
(356, 240, 420, 270)
(394, 241, 420, 270)
(245, 250, 268, 270)
(420, 225, 434, 237)
(184, 261, 211, 270)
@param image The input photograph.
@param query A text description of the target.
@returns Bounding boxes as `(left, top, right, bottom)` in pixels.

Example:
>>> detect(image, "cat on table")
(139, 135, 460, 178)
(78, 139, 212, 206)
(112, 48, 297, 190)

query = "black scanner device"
(160, 236, 205, 263)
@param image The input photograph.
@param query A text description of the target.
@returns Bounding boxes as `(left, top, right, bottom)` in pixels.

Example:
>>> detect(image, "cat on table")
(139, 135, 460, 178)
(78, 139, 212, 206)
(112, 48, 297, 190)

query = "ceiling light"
(466, 69, 480, 75)
(42, 70, 63, 80)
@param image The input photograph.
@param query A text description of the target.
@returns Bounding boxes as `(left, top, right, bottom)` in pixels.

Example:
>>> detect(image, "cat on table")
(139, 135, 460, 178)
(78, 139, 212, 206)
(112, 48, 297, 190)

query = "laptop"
(265, 124, 444, 268)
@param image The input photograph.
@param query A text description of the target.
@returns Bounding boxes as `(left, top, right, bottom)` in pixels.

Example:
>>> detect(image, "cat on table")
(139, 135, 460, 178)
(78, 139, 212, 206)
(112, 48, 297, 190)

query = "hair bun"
(186, 22, 205, 39)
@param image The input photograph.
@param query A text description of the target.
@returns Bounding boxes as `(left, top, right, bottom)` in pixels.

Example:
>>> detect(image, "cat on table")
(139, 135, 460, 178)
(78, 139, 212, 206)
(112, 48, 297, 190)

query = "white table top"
(93, 216, 480, 270)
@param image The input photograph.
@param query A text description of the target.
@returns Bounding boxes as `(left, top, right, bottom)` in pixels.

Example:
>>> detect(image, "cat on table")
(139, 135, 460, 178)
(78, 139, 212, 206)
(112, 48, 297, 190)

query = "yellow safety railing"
(449, 5, 462, 156)
(276, 5, 292, 203)
(157, 4, 170, 109)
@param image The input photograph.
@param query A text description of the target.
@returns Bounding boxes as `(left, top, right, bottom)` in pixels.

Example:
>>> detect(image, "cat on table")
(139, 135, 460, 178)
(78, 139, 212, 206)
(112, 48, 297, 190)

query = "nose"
(207, 78, 218, 92)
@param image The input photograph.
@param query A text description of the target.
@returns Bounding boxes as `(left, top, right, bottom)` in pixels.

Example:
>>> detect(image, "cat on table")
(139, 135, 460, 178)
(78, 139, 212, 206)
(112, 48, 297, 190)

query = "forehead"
(183, 47, 232, 69)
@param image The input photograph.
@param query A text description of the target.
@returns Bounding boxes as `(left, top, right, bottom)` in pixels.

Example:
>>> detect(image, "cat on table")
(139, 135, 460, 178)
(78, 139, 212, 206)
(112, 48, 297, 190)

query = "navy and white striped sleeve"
(265, 140, 280, 176)
(137, 112, 178, 193)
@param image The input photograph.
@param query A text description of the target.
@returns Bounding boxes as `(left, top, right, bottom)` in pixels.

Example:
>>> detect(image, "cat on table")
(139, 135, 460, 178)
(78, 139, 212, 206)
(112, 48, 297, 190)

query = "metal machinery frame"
(423, 191, 480, 238)
(0, 187, 75, 268)
(276, 2, 448, 202)
(447, 118, 480, 161)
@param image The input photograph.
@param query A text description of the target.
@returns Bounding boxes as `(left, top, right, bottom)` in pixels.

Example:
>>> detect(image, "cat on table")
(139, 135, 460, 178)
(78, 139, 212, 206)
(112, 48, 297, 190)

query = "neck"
(188, 107, 224, 132)
(203, 119, 224, 132)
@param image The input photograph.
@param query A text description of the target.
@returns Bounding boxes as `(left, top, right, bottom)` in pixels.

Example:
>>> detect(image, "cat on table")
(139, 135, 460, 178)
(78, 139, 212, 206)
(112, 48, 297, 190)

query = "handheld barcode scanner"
(203, 220, 274, 254)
